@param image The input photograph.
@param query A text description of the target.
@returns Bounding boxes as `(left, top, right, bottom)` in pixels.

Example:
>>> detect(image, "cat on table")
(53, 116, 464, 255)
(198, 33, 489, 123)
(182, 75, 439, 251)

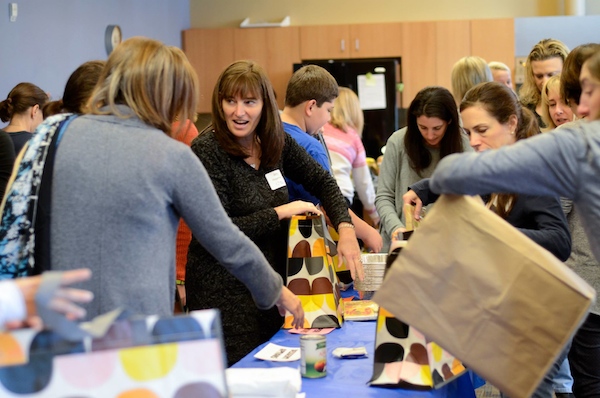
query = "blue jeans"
(552, 357, 573, 393)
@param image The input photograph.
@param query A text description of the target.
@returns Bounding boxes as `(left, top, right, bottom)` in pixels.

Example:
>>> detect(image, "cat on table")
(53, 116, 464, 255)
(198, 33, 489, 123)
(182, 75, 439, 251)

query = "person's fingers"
(47, 296, 88, 319)
(59, 268, 92, 287)
(54, 287, 94, 304)
(292, 302, 305, 329)
(346, 255, 364, 282)
(414, 201, 423, 221)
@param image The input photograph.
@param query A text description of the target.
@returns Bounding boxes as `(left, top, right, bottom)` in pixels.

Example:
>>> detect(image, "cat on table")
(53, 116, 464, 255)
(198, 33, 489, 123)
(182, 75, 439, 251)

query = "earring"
(510, 130, 515, 135)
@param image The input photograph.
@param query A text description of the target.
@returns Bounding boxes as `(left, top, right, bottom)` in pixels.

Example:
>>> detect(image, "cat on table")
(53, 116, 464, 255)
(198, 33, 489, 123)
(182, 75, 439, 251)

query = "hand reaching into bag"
(276, 286, 304, 329)
(403, 189, 425, 221)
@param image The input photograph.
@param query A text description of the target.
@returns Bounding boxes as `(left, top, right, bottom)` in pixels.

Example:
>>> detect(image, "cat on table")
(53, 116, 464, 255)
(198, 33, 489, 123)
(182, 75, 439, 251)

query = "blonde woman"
(519, 38, 570, 129)
(488, 61, 514, 91)
(540, 75, 574, 131)
(322, 87, 379, 226)
(450, 56, 492, 106)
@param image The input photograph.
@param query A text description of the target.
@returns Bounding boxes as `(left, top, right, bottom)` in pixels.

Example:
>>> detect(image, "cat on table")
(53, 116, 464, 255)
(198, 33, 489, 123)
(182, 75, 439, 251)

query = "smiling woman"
(186, 60, 356, 366)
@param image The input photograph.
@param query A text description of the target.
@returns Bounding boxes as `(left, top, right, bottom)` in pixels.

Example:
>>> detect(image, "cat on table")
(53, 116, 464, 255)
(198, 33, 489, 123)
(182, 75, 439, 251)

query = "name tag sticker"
(265, 169, 286, 190)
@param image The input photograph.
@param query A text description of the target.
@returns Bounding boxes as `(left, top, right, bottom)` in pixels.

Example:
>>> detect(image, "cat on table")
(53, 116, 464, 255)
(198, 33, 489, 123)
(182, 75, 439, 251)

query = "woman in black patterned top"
(186, 60, 363, 365)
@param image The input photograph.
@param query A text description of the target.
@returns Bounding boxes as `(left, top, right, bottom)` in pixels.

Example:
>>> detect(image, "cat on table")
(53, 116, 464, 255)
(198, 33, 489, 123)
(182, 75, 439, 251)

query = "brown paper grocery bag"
(373, 194, 595, 398)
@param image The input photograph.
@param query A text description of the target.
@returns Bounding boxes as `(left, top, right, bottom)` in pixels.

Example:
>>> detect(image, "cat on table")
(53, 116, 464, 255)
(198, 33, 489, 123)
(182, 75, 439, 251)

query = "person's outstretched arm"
(430, 126, 587, 199)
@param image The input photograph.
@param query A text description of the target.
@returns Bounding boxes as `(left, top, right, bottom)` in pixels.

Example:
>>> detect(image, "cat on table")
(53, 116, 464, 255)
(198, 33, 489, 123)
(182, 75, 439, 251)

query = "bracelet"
(338, 222, 355, 230)
(176, 280, 185, 285)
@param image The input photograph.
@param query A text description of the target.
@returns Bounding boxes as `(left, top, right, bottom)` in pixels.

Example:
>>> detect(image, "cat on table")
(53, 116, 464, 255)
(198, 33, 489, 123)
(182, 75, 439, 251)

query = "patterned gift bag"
(369, 307, 466, 389)
(283, 214, 343, 329)
(0, 310, 228, 397)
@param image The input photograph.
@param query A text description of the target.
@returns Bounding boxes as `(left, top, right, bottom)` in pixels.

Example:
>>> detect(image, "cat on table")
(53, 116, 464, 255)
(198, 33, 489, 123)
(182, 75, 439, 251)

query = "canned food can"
(300, 335, 327, 378)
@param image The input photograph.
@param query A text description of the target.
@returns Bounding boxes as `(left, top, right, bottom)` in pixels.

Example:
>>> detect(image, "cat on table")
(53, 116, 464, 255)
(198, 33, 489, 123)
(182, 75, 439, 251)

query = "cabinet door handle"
(341, 39, 345, 52)
(355, 39, 360, 51)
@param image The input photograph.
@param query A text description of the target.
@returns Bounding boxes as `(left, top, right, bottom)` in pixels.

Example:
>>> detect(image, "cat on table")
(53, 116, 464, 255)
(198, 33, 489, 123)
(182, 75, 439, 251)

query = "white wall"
(515, 15, 600, 56)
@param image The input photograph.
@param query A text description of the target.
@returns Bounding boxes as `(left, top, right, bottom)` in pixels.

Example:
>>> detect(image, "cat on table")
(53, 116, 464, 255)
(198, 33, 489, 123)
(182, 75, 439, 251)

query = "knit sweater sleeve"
(376, 129, 406, 236)
(281, 133, 351, 228)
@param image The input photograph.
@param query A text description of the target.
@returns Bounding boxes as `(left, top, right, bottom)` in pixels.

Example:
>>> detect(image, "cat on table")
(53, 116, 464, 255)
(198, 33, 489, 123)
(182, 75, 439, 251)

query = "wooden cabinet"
(299, 23, 402, 60)
(435, 20, 471, 93)
(183, 18, 516, 113)
(299, 25, 351, 59)
(471, 18, 515, 82)
(234, 27, 301, 109)
(400, 22, 436, 105)
(183, 27, 301, 112)
(182, 28, 235, 113)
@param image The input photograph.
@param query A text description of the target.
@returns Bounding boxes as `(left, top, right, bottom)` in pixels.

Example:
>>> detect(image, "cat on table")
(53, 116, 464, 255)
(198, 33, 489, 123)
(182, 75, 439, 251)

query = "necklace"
(246, 138, 259, 169)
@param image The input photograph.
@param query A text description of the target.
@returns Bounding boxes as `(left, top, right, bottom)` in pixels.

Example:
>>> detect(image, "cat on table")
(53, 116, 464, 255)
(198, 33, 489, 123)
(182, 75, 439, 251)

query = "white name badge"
(265, 169, 286, 190)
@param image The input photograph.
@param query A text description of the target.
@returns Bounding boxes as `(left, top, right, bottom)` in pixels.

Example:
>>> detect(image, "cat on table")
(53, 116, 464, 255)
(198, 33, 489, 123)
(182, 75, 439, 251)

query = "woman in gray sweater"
(375, 86, 471, 251)
(0, 37, 303, 328)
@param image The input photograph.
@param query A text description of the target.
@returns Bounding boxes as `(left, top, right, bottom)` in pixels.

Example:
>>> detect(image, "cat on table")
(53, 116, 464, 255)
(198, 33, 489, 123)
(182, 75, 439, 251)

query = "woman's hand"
(337, 226, 365, 281)
(391, 227, 406, 242)
(403, 190, 424, 221)
(274, 201, 322, 220)
(275, 286, 304, 329)
(361, 226, 383, 253)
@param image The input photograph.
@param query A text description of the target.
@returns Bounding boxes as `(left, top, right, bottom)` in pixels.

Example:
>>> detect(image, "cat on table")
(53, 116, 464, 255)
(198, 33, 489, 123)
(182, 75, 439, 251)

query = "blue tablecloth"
(232, 320, 476, 398)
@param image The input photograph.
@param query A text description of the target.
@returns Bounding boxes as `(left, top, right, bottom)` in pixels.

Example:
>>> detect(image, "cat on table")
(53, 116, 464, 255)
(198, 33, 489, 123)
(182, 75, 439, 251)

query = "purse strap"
(33, 115, 78, 275)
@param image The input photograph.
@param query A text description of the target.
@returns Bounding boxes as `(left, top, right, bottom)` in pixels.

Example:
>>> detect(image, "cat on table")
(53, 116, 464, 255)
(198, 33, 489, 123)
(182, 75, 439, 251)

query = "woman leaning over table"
(404, 82, 571, 398)
(375, 86, 471, 252)
(0, 37, 303, 332)
(186, 60, 363, 366)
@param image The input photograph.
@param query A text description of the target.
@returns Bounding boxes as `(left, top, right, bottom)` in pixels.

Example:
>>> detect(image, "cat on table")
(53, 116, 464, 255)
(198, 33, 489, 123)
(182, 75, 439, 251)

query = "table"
(233, 320, 476, 397)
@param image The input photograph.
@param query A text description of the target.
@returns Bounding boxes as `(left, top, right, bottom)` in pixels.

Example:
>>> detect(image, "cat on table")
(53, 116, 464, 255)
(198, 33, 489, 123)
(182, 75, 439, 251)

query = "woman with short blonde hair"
(451, 56, 492, 105)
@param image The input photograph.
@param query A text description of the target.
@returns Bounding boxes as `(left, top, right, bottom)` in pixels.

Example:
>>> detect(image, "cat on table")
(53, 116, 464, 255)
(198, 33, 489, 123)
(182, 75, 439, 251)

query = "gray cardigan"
(50, 111, 283, 319)
(375, 127, 471, 252)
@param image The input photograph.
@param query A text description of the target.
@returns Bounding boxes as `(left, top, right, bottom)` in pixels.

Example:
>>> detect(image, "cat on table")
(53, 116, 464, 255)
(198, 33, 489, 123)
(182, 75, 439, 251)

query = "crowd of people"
(1, 33, 599, 397)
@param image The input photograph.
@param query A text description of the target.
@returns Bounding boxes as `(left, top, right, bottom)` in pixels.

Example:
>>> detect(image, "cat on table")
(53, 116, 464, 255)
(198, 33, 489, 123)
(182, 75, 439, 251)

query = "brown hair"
(583, 51, 600, 120)
(209, 60, 284, 168)
(44, 60, 106, 117)
(519, 38, 569, 108)
(560, 43, 600, 106)
(284, 65, 338, 108)
(87, 36, 198, 135)
(0, 82, 48, 122)
(461, 81, 539, 218)
(405, 86, 465, 176)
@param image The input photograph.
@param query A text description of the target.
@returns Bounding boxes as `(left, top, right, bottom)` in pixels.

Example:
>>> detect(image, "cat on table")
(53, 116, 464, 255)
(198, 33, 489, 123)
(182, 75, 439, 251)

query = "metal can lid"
(300, 334, 326, 341)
